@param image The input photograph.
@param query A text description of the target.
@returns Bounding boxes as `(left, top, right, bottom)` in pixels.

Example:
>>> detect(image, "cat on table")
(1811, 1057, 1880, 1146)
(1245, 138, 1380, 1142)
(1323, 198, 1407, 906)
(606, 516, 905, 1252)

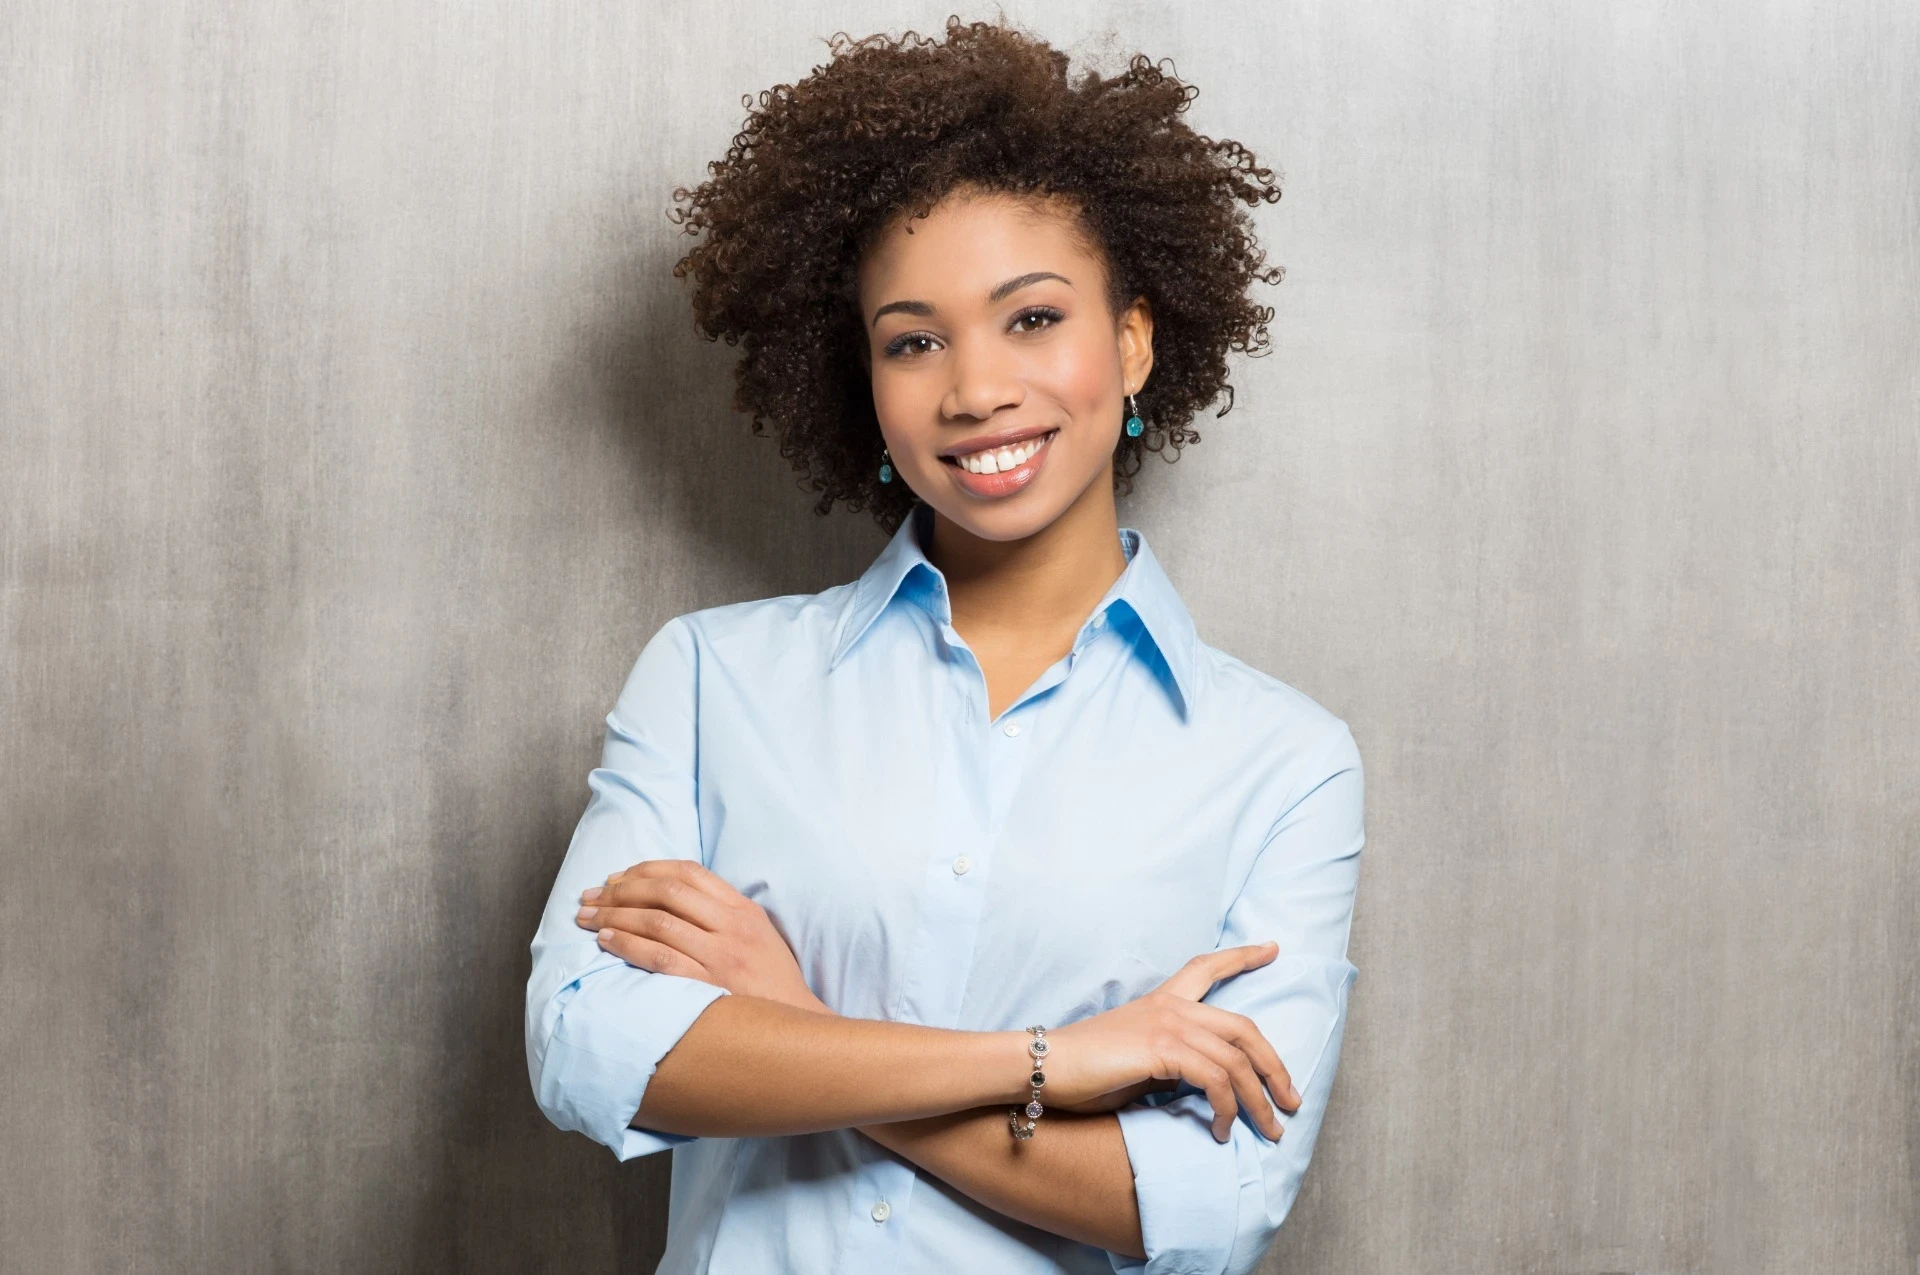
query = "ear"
(1117, 294, 1155, 396)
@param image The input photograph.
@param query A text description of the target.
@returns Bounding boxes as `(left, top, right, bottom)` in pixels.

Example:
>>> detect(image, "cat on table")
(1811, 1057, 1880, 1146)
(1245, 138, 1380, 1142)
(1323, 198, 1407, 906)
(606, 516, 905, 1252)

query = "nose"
(940, 335, 1025, 422)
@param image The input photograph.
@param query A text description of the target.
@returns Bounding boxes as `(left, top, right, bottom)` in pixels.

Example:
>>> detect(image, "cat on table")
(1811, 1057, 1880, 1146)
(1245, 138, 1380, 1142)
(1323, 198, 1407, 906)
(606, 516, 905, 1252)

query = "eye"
(882, 331, 941, 359)
(1009, 306, 1065, 334)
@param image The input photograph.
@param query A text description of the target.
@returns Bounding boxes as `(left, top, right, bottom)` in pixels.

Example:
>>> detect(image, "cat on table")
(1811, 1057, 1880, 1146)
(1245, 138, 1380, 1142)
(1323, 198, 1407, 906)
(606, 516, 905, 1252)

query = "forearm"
(856, 1108, 1145, 1259)
(635, 993, 1031, 1137)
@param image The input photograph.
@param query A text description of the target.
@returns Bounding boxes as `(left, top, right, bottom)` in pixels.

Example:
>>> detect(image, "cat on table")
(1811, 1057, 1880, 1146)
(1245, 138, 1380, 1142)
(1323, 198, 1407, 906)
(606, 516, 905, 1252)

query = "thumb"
(1159, 940, 1279, 1001)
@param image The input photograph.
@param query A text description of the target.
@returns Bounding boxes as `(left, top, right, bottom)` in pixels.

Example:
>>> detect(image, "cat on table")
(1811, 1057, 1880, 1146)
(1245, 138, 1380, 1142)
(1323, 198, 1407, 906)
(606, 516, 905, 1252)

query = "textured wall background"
(2, 2, 1915, 1271)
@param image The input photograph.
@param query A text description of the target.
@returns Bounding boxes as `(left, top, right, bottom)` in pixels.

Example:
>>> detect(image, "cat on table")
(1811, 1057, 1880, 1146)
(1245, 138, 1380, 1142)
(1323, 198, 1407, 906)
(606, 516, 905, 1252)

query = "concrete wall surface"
(2, 1, 1914, 1270)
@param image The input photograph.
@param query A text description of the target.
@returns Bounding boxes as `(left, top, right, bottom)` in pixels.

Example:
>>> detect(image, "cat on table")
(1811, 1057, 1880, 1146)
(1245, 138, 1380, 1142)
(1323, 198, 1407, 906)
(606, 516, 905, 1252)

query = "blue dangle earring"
(1124, 393, 1144, 437)
(878, 447, 894, 483)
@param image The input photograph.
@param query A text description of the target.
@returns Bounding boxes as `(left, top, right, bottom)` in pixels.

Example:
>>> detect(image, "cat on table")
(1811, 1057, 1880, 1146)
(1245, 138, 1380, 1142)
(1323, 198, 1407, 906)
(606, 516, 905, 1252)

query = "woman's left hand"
(576, 859, 831, 1015)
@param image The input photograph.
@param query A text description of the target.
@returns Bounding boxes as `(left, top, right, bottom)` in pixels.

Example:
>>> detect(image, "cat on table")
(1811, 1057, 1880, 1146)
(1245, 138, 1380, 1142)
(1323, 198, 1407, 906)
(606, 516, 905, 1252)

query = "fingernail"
(1287, 1086, 1302, 1107)
(581, 886, 603, 903)
(597, 928, 614, 943)
(576, 907, 596, 923)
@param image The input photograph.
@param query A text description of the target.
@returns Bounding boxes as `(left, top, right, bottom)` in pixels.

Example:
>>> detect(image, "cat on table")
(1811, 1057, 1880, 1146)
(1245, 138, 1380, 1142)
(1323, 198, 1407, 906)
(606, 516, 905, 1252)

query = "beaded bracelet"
(1008, 1025, 1048, 1141)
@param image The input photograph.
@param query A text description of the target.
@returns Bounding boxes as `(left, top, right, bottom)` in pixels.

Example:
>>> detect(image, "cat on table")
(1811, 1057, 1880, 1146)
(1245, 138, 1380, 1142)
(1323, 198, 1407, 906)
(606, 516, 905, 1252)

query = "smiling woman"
(667, 17, 1285, 536)
(524, 16, 1365, 1275)
(860, 192, 1156, 533)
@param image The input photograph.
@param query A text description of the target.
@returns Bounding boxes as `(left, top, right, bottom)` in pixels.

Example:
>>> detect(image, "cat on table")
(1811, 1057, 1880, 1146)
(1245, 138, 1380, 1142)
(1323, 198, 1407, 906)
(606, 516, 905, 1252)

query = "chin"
(942, 504, 1061, 542)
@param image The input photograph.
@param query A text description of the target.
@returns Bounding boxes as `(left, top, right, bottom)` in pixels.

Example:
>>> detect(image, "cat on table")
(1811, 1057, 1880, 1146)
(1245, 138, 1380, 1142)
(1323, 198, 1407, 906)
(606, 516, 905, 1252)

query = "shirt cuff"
(534, 965, 731, 1161)
(1107, 1092, 1251, 1275)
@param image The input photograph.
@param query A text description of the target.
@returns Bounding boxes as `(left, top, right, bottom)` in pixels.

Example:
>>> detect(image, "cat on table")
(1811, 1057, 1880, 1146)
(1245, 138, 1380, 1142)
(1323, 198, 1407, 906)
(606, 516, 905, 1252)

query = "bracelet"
(1008, 1025, 1049, 1141)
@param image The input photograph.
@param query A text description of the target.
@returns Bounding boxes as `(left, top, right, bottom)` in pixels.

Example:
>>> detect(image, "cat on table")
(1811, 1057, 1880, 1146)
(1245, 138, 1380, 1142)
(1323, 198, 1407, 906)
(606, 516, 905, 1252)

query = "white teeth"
(956, 433, 1049, 475)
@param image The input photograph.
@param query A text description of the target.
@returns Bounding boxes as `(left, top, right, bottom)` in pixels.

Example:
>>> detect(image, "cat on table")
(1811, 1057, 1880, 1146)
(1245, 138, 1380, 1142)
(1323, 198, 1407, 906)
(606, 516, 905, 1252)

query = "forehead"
(857, 191, 1105, 303)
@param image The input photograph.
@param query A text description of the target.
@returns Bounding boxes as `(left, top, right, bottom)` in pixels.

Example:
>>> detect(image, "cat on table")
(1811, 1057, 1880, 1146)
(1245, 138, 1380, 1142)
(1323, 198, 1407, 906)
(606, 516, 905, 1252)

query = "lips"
(940, 424, 1059, 462)
(940, 428, 1058, 498)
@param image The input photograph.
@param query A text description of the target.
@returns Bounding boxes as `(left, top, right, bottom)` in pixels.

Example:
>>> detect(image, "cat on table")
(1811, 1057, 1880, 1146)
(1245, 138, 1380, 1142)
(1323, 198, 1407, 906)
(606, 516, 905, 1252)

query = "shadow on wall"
(576, 212, 888, 600)
(394, 209, 886, 1270)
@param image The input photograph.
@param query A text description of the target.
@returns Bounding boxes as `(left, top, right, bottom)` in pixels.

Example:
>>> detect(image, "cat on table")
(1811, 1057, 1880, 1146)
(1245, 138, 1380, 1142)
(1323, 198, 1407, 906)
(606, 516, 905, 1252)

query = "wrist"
(978, 1029, 1037, 1106)
(1007, 1024, 1050, 1141)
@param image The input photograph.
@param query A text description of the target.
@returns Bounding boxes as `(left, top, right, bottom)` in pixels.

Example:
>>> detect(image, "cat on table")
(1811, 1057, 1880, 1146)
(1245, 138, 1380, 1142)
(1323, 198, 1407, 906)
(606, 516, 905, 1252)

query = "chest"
(691, 643, 1248, 1028)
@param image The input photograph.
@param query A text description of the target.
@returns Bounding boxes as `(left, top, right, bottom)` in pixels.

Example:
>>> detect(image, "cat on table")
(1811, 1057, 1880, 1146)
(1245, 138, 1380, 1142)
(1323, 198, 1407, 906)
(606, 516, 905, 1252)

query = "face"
(857, 189, 1153, 543)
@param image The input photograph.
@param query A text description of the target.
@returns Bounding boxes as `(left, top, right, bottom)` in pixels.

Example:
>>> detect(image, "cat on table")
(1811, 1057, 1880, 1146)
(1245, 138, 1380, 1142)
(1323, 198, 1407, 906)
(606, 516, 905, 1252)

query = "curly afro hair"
(670, 16, 1284, 535)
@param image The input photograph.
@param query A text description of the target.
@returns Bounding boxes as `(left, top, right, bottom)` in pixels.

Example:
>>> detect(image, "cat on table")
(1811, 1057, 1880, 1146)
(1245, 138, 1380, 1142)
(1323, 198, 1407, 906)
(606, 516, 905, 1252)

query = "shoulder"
(615, 583, 853, 707)
(675, 581, 852, 648)
(1191, 637, 1362, 783)
(637, 581, 856, 673)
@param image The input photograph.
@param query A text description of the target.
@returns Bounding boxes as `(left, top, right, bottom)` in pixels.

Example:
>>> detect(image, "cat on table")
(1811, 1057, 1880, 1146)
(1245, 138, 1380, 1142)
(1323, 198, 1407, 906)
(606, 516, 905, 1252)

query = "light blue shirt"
(525, 501, 1365, 1275)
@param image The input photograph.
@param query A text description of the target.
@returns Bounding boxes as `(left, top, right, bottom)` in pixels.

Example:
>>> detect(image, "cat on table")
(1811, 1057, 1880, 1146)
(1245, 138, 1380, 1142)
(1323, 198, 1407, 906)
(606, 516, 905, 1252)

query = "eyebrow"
(869, 271, 1075, 328)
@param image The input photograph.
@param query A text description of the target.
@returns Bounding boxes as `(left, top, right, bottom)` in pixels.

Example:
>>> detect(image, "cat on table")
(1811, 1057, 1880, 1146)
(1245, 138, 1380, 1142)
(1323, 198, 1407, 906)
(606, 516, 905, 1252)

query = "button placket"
(891, 643, 995, 1031)
(840, 1158, 915, 1266)
(980, 703, 1036, 850)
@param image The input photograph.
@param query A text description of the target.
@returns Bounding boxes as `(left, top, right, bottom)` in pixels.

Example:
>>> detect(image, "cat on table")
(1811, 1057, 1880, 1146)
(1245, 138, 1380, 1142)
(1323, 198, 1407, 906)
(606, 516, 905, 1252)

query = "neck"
(925, 470, 1129, 643)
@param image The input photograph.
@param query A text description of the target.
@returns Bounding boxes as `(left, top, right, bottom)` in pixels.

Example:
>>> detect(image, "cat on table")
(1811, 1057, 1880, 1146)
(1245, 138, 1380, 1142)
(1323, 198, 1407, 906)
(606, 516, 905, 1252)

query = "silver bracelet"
(1008, 1025, 1048, 1141)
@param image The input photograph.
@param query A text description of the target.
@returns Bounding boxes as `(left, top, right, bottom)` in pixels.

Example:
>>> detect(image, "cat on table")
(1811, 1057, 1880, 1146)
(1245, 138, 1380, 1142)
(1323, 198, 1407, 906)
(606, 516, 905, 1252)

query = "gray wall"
(3, 1, 1914, 1271)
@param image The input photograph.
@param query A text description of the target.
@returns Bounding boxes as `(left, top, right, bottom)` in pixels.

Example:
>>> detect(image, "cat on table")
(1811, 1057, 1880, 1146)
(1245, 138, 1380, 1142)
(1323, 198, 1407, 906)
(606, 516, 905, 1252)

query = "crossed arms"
(524, 621, 1364, 1274)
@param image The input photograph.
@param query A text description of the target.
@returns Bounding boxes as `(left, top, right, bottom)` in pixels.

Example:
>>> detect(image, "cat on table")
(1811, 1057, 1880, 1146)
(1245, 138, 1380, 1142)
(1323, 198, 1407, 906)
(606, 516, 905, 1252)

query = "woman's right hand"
(1041, 940, 1300, 1143)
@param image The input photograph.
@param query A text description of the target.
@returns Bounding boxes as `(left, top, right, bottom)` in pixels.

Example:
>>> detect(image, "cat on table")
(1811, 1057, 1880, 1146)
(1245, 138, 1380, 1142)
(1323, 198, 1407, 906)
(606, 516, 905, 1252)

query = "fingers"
(594, 926, 715, 982)
(601, 858, 743, 907)
(576, 903, 721, 970)
(1142, 944, 1298, 1143)
(1166, 1041, 1241, 1143)
(1183, 1001, 1300, 1112)
(1164, 1016, 1293, 1143)
(1185, 1030, 1284, 1142)
(582, 870, 733, 933)
(1159, 940, 1279, 1001)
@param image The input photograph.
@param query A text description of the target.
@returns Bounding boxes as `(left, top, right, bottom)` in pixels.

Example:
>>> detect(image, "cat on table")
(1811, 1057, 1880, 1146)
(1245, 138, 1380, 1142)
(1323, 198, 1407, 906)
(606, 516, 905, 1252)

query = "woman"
(525, 19, 1364, 1274)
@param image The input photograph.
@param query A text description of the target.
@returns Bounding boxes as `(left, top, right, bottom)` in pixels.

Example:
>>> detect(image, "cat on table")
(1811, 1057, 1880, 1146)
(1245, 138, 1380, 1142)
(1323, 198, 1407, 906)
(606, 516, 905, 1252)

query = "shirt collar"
(827, 501, 1200, 719)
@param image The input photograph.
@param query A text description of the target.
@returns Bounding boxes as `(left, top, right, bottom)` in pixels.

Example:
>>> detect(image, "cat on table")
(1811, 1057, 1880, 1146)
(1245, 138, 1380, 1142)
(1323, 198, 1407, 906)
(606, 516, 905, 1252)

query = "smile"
(945, 430, 1055, 475)
(939, 428, 1059, 498)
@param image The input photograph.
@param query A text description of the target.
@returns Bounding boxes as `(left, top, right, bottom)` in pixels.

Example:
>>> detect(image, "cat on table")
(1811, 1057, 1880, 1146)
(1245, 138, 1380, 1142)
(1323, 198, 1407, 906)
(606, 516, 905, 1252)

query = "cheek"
(869, 365, 934, 434)
(1038, 330, 1122, 420)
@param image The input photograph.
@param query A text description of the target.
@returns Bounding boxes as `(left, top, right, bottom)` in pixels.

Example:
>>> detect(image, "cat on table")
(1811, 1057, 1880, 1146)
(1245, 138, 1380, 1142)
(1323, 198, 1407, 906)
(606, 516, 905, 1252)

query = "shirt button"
(952, 855, 972, 875)
(871, 1200, 891, 1222)
(1002, 722, 1021, 737)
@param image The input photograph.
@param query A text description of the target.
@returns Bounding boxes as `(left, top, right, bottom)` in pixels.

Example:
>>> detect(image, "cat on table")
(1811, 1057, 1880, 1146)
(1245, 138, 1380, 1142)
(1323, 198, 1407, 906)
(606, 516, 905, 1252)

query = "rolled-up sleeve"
(525, 615, 731, 1161)
(1108, 722, 1365, 1275)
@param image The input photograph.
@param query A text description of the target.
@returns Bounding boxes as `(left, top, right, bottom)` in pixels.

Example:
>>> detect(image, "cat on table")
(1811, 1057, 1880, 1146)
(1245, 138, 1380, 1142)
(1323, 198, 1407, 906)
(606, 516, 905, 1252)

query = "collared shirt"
(525, 501, 1365, 1275)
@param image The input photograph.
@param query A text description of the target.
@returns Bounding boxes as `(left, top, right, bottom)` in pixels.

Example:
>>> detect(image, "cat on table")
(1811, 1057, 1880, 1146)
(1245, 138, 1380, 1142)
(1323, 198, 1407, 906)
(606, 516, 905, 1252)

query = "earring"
(1124, 394, 1144, 438)
(879, 447, 894, 483)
